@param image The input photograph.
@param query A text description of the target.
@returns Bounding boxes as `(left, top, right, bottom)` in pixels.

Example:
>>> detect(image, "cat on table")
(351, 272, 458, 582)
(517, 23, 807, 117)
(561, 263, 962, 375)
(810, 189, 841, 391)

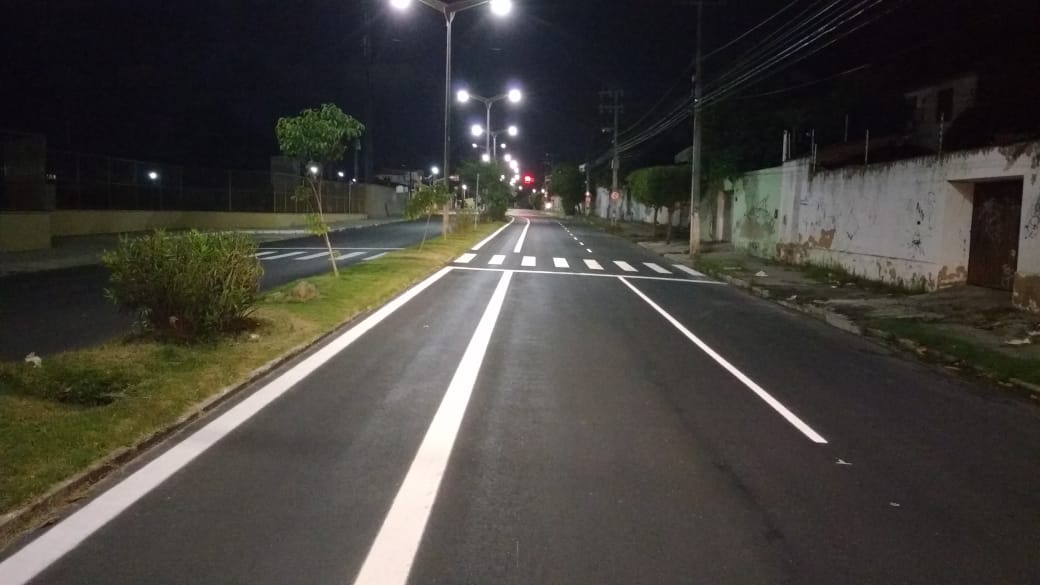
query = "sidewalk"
(0, 218, 404, 276)
(583, 216, 1040, 399)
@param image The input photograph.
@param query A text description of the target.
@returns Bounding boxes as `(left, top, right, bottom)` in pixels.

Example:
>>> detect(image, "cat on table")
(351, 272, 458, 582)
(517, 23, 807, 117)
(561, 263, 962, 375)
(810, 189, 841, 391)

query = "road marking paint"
(673, 264, 707, 277)
(258, 247, 403, 251)
(454, 266, 725, 285)
(364, 253, 388, 261)
(586, 248, 593, 253)
(471, 217, 515, 250)
(614, 261, 637, 272)
(553, 257, 569, 268)
(260, 251, 307, 260)
(254, 250, 279, 258)
(295, 251, 331, 260)
(583, 259, 603, 271)
(619, 277, 827, 444)
(353, 271, 513, 585)
(643, 262, 672, 274)
(0, 267, 461, 585)
(522, 256, 537, 267)
(513, 218, 531, 253)
(578, 241, 584, 246)
(455, 253, 477, 264)
(488, 254, 506, 266)
(335, 252, 366, 262)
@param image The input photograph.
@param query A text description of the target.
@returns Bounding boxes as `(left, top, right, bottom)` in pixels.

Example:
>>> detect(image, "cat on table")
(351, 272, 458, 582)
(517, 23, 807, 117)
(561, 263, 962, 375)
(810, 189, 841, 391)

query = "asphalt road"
(0, 219, 440, 360)
(2, 211, 1039, 584)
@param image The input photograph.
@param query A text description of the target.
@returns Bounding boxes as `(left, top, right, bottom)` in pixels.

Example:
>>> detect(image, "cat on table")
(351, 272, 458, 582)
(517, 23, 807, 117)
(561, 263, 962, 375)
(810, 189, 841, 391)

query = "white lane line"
(335, 252, 366, 262)
(471, 218, 515, 251)
(353, 271, 513, 585)
(513, 218, 531, 254)
(614, 261, 637, 272)
(553, 257, 569, 269)
(488, 254, 506, 266)
(673, 264, 707, 278)
(578, 241, 584, 246)
(0, 267, 461, 585)
(260, 247, 403, 251)
(261, 251, 307, 261)
(254, 250, 279, 258)
(454, 266, 726, 285)
(295, 251, 331, 261)
(583, 259, 603, 271)
(586, 248, 593, 253)
(643, 262, 671, 274)
(455, 253, 477, 264)
(364, 252, 389, 261)
(521, 256, 537, 267)
(619, 277, 828, 444)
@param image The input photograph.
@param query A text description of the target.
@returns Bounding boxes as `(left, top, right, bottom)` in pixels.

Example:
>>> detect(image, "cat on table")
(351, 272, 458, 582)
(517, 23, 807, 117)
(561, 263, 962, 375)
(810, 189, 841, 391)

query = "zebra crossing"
(453, 252, 709, 279)
(253, 248, 395, 264)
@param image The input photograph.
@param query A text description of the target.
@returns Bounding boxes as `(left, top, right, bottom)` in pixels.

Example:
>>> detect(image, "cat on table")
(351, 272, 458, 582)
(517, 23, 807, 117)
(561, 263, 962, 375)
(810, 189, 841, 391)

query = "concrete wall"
(49, 210, 365, 237)
(0, 212, 51, 251)
(359, 184, 405, 219)
(733, 141, 1040, 310)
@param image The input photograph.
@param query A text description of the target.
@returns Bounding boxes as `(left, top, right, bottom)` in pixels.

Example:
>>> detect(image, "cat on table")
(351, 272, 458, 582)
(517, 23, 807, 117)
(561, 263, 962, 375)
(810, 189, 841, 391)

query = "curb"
(694, 264, 1040, 403)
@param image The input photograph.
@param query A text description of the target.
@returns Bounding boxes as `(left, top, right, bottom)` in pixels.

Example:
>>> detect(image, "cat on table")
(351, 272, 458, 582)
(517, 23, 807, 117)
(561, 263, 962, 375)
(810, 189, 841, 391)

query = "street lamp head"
(507, 125, 519, 137)
(472, 143, 479, 149)
(431, 166, 440, 176)
(489, 0, 513, 17)
(389, 0, 411, 10)
(470, 124, 484, 137)
(507, 88, 522, 103)
(500, 142, 507, 149)
(456, 89, 470, 103)
(147, 170, 159, 181)
(308, 165, 319, 175)
(337, 171, 345, 178)
(462, 184, 468, 191)
(504, 154, 512, 162)
(481, 153, 491, 163)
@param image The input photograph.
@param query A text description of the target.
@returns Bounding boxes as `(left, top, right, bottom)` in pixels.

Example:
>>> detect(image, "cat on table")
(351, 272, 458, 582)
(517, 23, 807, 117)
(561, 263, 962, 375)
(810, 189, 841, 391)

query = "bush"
(103, 230, 264, 340)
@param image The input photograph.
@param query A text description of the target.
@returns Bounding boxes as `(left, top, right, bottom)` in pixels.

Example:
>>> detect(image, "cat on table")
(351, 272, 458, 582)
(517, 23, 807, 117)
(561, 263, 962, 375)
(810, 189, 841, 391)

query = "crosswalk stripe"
(364, 252, 388, 262)
(295, 251, 331, 261)
(261, 251, 307, 261)
(522, 256, 537, 267)
(254, 250, 278, 258)
(489, 254, 506, 266)
(583, 259, 603, 270)
(455, 253, 477, 264)
(335, 252, 366, 262)
(643, 262, 671, 274)
(673, 264, 706, 277)
(553, 257, 569, 268)
(613, 261, 637, 272)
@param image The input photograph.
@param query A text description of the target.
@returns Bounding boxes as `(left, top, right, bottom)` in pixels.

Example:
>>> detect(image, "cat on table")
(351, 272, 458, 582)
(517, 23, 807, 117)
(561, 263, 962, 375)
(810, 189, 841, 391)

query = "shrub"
(103, 230, 264, 340)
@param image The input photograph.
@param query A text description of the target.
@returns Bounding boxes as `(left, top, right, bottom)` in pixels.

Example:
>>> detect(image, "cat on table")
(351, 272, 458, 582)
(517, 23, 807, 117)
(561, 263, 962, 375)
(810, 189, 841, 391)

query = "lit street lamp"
(468, 124, 519, 162)
(457, 85, 522, 159)
(390, 0, 514, 193)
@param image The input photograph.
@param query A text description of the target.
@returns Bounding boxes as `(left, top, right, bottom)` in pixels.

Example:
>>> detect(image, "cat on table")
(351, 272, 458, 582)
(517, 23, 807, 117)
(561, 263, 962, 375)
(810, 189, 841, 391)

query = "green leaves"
(627, 165, 690, 208)
(550, 163, 583, 215)
(405, 184, 451, 220)
(276, 103, 365, 164)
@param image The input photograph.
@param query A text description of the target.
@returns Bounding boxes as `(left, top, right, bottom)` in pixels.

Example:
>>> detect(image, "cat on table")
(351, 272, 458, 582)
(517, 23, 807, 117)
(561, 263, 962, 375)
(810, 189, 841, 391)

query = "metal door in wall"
(967, 179, 1022, 290)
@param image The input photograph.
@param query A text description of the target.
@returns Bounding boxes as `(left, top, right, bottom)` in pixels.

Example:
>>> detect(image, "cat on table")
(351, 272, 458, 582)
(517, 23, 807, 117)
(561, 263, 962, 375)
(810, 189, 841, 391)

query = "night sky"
(2, 0, 1035, 178)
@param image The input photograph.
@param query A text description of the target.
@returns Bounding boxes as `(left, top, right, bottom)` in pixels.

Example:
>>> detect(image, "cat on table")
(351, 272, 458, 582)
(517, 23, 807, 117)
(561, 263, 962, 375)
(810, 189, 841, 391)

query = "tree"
(627, 165, 690, 243)
(404, 183, 450, 251)
(550, 163, 583, 215)
(458, 159, 513, 221)
(276, 103, 365, 277)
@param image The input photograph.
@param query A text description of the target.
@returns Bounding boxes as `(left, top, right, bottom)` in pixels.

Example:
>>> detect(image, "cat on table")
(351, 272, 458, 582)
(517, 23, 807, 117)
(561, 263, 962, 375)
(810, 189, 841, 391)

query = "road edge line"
(513, 218, 531, 253)
(471, 217, 515, 251)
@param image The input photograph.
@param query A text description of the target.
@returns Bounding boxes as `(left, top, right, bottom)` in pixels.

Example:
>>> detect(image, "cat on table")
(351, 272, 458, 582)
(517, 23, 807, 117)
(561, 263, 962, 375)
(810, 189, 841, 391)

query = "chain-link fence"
(3, 148, 365, 214)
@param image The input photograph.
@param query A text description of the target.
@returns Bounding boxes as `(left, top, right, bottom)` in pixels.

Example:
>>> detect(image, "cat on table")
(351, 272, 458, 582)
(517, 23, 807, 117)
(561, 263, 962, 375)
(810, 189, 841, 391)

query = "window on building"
(936, 88, 954, 122)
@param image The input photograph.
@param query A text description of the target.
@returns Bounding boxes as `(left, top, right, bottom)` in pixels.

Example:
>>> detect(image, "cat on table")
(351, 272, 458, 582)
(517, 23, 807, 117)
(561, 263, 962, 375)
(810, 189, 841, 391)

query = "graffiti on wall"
(904, 191, 936, 259)
(1025, 193, 1040, 239)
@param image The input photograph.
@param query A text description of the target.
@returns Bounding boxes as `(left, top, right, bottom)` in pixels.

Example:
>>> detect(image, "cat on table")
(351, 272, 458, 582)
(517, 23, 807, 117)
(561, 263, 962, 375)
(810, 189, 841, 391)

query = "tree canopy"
(550, 163, 584, 215)
(276, 103, 365, 166)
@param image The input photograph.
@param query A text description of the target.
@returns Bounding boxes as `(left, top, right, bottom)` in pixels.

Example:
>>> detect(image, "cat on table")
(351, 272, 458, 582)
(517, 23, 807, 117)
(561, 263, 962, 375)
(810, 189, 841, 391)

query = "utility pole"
(599, 89, 623, 224)
(361, 0, 375, 181)
(688, 1, 704, 256)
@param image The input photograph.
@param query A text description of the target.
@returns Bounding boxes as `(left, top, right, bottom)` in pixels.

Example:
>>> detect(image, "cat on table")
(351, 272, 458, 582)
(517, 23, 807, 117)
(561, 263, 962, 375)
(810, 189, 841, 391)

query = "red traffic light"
(523, 174, 534, 185)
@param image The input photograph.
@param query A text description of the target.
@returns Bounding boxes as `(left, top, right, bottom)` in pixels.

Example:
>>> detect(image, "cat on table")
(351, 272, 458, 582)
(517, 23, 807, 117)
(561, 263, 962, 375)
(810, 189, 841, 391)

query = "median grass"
(0, 221, 502, 527)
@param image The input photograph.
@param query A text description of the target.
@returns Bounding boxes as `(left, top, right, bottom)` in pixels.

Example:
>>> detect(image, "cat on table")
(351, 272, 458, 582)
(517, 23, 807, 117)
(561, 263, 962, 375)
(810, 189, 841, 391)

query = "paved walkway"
(0, 218, 404, 276)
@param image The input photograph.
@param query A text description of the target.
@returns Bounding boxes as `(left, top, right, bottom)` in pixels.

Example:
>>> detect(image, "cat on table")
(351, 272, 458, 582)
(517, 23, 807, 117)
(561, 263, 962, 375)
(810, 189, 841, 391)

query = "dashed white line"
(261, 251, 307, 261)
(619, 277, 828, 444)
(254, 250, 278, 258)
(488, 254, 506, 266)
(522, 256, 537, 267)
(583, 259, 604, 271)
(513, 218, 531, 253)
(643, 262, 671, 274)
(673, 264, 707, 278)
(295, 251, 331, 261)
(352, 271, 513, 585)
(553, 257, 569, 269)
(0, 267, 461, 585)
(472, 218, 515, 251)
(614, 261, 637, 272)
(455, 253, 477, 264)
(586, 248, 593, 253)
(364, 253, 388, 261)
(335, 252, 366, 262)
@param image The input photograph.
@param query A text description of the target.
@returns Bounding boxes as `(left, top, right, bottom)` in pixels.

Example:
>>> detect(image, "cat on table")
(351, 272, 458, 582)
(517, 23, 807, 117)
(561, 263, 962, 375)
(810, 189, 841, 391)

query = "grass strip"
(0, 221, 502, 519)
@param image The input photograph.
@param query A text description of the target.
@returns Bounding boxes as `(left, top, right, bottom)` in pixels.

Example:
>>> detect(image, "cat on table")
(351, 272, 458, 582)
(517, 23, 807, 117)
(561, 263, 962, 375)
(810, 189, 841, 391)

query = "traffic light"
(523, 174, 534, 185)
